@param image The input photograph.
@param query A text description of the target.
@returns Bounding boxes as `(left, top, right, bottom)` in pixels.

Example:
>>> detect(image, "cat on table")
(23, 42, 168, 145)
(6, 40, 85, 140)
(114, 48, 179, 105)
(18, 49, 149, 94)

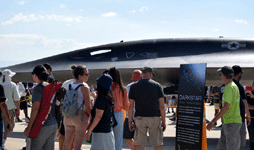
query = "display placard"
(175, 63, 207, 150)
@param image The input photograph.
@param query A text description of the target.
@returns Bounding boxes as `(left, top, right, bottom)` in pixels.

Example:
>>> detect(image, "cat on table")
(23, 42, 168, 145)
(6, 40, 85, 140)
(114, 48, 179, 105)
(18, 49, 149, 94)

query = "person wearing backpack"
(62, 65, 91, 150)
(24, 65, 60, 150)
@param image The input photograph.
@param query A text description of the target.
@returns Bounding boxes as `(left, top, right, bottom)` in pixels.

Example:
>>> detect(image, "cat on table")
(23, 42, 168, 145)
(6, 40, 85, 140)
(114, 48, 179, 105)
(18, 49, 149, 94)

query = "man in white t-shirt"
(0, 69, 20, 148)
(124, 70, 142, 150)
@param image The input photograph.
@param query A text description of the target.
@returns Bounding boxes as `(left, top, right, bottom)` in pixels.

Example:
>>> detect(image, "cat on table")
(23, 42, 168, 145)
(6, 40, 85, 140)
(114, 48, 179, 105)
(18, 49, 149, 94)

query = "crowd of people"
(206, 65, 254, 150)
(0, 64, 254, 150)
(0, 64, 166, 150)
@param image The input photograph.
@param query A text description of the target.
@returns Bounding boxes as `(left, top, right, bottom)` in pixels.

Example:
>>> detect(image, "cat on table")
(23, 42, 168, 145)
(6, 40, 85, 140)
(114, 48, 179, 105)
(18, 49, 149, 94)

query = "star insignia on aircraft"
(221, 41, 246, 50)
(228, 42, 239, 50)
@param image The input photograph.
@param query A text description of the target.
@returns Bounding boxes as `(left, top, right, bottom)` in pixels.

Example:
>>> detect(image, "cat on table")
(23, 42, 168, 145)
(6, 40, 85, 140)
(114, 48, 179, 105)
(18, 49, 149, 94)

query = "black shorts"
(59, 117, 65, 136)
(123, 118, 134, 139)
(20, 101, 27, 110)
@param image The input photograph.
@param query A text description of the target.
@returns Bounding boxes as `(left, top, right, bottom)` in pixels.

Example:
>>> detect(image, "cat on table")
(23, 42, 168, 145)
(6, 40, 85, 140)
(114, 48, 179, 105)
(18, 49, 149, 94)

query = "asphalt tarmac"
(5, 103, 250, 150)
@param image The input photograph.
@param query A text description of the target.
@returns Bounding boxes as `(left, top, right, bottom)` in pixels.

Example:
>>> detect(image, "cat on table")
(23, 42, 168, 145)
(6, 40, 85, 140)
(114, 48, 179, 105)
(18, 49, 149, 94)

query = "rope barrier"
(20, 96, 30, 102)
(246, 116, 254, 119)
(165, 106, 177, 108)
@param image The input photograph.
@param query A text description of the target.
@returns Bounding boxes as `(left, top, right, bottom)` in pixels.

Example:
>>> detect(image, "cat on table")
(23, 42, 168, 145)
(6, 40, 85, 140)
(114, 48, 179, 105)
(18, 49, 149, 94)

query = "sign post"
(175, 63, 207, 150)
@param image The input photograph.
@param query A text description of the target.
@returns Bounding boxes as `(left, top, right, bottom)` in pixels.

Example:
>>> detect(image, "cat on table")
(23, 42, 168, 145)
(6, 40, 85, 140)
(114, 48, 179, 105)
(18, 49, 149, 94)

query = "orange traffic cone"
(202, 103, 207, 150)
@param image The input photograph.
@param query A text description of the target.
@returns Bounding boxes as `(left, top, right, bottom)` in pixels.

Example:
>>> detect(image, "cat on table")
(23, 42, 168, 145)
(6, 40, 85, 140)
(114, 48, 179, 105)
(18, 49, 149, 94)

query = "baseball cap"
(141, 66, 155, 75)
(217, 66, 234, 76)
(2, 69, 16, 77)
(96, 74, 113, 90)
(131, 70, 142, 81)
(232, 65, 244, 75)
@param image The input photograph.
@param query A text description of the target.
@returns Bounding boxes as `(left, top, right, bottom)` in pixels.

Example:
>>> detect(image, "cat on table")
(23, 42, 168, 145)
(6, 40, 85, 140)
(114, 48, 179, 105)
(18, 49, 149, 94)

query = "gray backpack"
(62, 84, 84, 118)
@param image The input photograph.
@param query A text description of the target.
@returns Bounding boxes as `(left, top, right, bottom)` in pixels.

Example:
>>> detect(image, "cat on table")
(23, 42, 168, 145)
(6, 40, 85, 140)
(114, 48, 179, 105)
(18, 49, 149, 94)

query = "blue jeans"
(0, 120, 4, 149)
(113, 111, 123, 150)
(248, 119, 254, 150)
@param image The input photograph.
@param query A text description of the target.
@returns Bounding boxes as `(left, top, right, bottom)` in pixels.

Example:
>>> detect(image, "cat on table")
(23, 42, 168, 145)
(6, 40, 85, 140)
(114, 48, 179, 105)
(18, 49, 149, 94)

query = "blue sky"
(0, 0, 253, 67)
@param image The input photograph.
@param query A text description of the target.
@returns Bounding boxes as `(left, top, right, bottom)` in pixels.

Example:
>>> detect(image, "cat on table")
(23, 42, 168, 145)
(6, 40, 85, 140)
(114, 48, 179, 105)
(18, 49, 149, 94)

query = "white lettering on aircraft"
(126, 52, 135, 59)
(111, 57, 118, 62)
(140, 52, 158, 58)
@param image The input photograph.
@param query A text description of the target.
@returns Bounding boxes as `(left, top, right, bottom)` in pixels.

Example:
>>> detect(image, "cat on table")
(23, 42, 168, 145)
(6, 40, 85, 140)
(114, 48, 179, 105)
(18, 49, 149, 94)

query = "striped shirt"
(2, 82, 20, 110)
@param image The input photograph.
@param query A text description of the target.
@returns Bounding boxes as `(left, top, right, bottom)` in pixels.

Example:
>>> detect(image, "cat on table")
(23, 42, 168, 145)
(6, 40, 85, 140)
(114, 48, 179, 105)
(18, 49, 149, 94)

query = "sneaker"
(167, 110, 170, 113)
(169, 117, 176, 121)
(15, 118, 22, 122)
(25, 117, 30, 123)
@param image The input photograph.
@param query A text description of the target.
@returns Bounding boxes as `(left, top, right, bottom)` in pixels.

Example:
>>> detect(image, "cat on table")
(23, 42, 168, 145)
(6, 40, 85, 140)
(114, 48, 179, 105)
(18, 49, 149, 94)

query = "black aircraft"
(1, 38, 254, 86)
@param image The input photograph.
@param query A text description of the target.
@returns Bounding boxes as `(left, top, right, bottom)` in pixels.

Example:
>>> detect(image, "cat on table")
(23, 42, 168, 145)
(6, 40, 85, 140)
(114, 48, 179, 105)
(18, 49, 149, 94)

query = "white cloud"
(27, 14, 38, 21)
(80, 9, 84, 12)
(160, 21, 167, 24)
(235, 19, 248, 25)
(213, 29, 219, 32)
(0, 33, 95, 59)
(130, 10, 136, 13)
(1, 13, 38, 25)
(17, 1, 27, 5)
(2, 13, 83, 25)
(38, 15, 44, 19)
(139, 6, 148, 12)
(60, 4, 66, 8)
(102, 12, 116, 17)
(0, 34, 46, 39)
(46, 14, 83, 22)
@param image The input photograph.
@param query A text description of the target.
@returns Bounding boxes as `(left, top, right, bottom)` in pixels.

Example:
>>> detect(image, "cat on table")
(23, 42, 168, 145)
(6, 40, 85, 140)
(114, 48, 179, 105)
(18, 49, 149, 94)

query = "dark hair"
(70, 64, 76, 76)
(22, 82, 27, 89)
(97, 84, 114, 105)
(103, 69, 109, 74)
(71, 65, 87, 80)
(225, 74, 233, 79)
(43, 63, 52, 71)
(108, 67, 125, 97)
(32, 65, 49, 81)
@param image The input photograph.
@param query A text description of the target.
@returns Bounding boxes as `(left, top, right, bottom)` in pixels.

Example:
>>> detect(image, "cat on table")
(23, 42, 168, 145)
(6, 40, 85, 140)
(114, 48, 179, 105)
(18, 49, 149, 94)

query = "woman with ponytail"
(108, 67, 129, 150)
(24, 65, 58, 150)
(63, 65, 91, 150)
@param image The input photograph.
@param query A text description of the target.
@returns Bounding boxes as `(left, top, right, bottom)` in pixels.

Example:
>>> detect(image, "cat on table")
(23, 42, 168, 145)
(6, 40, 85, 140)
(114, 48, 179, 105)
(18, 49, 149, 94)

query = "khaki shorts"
(2, 109, 15, 132)
(134, 117, 163, 146)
